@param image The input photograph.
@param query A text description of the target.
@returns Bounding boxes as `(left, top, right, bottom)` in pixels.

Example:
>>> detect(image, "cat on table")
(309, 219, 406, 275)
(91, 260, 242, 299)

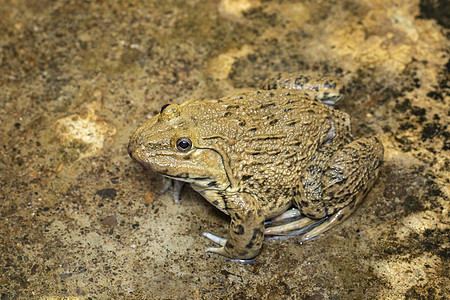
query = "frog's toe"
(203, 232, 226, 246)
(299, 233, 320, 243)
(265, 208, 302, 225)
(265, 216, 317, 235)
(203, 233, 240, 259)
(204, 245, 255, 263)
(161, 178, 185, 204)
(205, 246, 225, 254)
(173, 180, 185, 204)
(227, 258, 255, 264)
(204, 245, 232, 259)
(299, 205, 356, 242)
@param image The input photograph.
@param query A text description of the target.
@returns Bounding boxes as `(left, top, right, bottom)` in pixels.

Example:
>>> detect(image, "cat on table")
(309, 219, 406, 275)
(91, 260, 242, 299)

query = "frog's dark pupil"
(177, 138, 192, 151)
(160, 104, 170, 113)
(179, 140, 189, 148)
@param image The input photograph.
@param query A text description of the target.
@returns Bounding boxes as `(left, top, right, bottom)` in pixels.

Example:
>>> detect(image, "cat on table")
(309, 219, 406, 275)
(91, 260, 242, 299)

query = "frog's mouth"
(128, 147, 169, 172)
(160, 173, 214, 182)
(132, 157, 153, 170)
(128, 141, 231, 191)
(127, 142, 163, 172)
(130, 150, 223, 188)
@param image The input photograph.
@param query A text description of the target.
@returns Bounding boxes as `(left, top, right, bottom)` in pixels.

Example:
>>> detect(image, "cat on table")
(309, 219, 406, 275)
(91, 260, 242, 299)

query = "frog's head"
(128, 102, 230, 191)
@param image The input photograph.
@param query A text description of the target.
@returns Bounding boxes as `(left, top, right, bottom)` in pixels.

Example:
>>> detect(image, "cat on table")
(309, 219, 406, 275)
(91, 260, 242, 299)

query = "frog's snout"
(127, 132, 144, 164)
(128, 141, 137, 159)
(127, 134, 138, 159)
(128, 141, 153, 170)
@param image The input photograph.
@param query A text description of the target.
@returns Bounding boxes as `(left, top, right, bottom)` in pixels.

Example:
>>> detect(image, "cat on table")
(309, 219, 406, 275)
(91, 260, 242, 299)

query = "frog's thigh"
(298, 137, 384, 234)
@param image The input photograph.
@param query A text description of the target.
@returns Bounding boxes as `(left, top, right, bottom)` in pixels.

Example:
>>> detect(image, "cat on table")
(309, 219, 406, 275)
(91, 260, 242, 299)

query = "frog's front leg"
(203, 193, 265, 259)
(161, 178, 186, 204)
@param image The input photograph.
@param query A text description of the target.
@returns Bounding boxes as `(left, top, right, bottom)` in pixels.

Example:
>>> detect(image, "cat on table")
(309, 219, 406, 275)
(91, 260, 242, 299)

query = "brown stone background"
(0, 0, 448, 299)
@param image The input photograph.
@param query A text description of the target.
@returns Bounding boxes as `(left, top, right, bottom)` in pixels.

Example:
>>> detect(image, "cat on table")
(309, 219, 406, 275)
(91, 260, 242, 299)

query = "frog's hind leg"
(264, 215, 328, 241)
(265, 208, 302, 225)
(296, 136, 384, 241)
(299, 200, 358, 242)
(265, 214, 318, 236)
(264, 208, 316, 237)
(264, 207, 319, 239)
(260, 72, 345, 107)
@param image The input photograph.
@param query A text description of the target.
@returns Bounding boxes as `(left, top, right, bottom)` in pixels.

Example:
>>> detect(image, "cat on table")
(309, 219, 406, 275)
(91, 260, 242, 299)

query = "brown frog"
(128, 73, 384, 260)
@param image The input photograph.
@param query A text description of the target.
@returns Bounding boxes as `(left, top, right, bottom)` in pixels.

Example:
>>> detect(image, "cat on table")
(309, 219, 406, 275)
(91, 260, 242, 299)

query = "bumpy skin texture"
(128, 73, 384, 259)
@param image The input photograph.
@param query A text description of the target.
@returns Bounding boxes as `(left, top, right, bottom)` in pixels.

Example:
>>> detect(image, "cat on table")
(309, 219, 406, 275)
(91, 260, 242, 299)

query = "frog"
(128, 73, 384, 260)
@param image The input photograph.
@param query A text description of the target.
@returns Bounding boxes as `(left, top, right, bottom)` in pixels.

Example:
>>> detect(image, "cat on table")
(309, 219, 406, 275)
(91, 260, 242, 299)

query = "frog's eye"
(160, 104, 170, 114)
(176, 138, 192, 151)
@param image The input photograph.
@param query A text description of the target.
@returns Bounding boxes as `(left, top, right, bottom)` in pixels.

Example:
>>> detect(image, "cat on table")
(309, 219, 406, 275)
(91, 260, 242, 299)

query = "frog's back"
(186, 89, 343, 139)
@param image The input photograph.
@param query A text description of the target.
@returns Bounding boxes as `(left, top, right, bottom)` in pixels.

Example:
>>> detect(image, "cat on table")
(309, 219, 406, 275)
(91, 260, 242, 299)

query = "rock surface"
(0, 0, 448, 298)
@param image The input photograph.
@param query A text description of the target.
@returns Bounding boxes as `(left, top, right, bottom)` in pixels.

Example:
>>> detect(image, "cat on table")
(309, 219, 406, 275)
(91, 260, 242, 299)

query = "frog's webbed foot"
(264, 208, 302, 225)
(266, 204, 361, 243)
(264, 214, 328, 241)
(161, 178, 185, 204)
(299, 206, 353, 242)
(264, 209, 357, 242)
